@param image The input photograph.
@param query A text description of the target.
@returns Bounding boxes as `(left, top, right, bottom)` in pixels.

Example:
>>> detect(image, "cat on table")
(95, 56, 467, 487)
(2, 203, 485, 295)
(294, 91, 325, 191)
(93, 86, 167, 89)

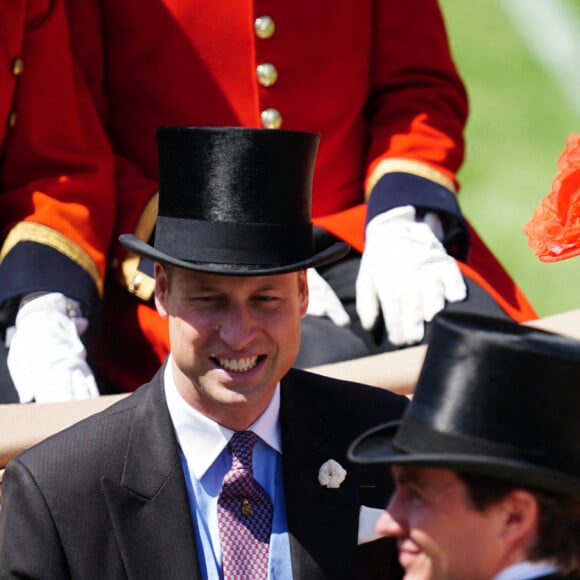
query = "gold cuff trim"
(0, 222, 103, 295)
(119, 193, 159, 301)
(366, 158, 457, 198)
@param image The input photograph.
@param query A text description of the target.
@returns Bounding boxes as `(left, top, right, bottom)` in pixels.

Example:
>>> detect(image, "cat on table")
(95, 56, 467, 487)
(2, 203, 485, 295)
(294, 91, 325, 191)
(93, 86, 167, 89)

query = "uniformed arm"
(65, 0, 164, 304)
(0, 459, 70, 579)
(356, 0, 469, 345)
(0, 0, 115, 401)
(364, 0, 468, 212)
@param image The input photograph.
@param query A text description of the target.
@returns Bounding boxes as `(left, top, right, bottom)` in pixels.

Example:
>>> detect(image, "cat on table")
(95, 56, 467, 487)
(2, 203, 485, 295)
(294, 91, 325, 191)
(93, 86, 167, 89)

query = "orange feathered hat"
(524, 133, 580, 262)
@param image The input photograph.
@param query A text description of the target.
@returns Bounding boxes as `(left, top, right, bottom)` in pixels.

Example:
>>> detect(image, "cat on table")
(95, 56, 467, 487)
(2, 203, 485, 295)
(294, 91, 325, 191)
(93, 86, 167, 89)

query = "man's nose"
(375, 492, 406, 538)
(217, 303, 256, 348)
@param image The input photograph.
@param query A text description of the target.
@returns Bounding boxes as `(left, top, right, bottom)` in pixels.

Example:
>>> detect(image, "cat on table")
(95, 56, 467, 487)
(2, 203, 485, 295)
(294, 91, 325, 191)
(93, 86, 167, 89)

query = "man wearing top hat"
(349, 312, 580, 580)
(0, 127, 408, 579)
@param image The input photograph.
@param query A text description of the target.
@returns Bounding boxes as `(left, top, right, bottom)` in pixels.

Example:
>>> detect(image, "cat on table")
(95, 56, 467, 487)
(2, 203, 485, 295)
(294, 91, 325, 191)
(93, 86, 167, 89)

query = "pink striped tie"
(217, 431, 273, 579)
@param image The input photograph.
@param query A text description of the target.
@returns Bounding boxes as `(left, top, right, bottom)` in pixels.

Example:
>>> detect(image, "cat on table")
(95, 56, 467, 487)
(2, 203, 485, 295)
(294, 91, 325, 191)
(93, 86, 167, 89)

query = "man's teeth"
(217, 357, 259, 372)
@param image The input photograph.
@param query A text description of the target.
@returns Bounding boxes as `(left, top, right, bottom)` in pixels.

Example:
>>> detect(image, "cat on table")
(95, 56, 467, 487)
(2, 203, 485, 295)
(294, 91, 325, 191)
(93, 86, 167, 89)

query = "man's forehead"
(393, 465, 462, 490)
(175, 268, 301, 288)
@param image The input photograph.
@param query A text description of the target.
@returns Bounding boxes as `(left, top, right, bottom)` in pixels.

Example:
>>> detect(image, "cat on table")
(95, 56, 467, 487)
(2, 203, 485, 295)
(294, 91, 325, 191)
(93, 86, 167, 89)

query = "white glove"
(7, 292, 99, 403)
(306, 268, 350, 327)
(356, 206, 467, 345)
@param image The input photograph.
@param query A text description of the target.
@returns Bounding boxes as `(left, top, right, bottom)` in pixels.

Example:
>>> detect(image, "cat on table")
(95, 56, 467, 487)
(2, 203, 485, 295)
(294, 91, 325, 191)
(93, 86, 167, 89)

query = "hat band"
(155, 216, 314, 265)
(393, 417, 575, 473)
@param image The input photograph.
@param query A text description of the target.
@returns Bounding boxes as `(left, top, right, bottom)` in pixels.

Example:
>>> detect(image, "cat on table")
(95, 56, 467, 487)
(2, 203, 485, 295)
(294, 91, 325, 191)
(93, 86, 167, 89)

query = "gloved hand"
(306, 268, 350, 327)
(356, 206, 467, 345)
(7, 292, 99, 403)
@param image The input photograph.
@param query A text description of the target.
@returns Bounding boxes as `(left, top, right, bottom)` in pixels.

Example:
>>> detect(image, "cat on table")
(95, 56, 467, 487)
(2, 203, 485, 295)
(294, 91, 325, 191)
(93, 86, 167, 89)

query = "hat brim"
(348, 421, 580, 496)
(119, 234, 350, 275)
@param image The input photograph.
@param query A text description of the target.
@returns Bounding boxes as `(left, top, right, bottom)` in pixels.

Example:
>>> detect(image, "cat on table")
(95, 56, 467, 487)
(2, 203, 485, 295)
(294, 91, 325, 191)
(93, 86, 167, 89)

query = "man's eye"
(407, 488, 424, 504)
(190, 295, 219, 303)
(253, 294, 281, 303)
(258, 296, 278, 301)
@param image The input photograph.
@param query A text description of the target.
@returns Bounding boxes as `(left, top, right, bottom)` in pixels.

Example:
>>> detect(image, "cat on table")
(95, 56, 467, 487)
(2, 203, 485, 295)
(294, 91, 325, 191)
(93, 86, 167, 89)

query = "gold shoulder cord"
(119, 193, 159, 301)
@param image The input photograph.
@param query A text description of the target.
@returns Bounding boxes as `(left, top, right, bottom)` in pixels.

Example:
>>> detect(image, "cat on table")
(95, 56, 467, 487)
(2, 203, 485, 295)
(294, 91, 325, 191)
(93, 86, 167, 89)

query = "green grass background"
(439, 0, 580, 317)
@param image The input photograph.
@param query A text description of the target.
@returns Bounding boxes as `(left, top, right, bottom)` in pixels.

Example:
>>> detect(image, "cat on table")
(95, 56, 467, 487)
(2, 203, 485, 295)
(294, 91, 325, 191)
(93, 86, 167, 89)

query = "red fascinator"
(524, 133, 580, 262)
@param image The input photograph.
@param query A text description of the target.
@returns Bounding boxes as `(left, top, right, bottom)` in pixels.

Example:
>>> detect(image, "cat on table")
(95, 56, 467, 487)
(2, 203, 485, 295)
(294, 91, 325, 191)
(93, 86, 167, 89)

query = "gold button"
(7, 111, 17, 128)
(129, 274, 142, 292)
(12, 57, 24, 76)
(254, 15, 275, 39)
(256, 63, 278, 87)
(261, 108, 282, 129)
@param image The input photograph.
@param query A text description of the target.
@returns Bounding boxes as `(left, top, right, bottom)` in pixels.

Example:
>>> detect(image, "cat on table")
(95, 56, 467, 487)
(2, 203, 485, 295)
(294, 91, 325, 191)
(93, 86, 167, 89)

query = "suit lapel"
(280, 370, 359, 579)
(101, 370, 202, 580)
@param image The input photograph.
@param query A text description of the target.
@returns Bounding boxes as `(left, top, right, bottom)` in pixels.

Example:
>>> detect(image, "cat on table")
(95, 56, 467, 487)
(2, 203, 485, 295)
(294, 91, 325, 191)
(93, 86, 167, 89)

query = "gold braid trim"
(133, 192, 159, 241)
(366, 158, 457, 199)
(0, 222, 103, 295)
(119, 193, 158, 301)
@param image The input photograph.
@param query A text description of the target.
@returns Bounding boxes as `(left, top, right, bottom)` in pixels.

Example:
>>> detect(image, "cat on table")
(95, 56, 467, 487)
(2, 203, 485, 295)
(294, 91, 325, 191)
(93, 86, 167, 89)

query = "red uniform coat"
(0, 0, 115, 317)
(66, 0, 537, 391)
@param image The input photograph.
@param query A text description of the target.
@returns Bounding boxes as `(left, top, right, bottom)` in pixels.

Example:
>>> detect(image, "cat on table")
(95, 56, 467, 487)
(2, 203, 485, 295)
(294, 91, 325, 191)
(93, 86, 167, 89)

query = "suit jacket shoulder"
(281, 368, 408, 447)
(0, 368, 201, 579)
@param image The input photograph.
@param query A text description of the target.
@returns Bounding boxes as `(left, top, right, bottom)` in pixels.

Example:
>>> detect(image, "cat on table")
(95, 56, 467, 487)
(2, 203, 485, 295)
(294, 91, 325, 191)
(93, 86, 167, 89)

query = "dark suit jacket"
(536, 575, 580, 579)
(0, 367, 408, 579)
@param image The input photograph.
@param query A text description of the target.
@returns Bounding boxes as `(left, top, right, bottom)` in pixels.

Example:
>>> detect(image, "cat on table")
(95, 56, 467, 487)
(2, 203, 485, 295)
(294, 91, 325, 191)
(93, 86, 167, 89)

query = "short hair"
(456, 471, 580, 575)
(157, 262, 305, 290)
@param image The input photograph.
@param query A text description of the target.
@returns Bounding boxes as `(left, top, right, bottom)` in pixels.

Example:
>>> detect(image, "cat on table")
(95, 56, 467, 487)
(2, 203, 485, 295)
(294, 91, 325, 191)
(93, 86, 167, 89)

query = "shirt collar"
(493, 561, 560, 580)
(164, 356, 282, 480)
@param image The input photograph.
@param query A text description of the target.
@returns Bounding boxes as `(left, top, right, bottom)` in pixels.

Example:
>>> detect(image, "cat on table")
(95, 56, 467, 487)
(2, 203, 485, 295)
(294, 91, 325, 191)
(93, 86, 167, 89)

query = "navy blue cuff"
(367, 172, 470, 260)
(0, 242, 101, 327)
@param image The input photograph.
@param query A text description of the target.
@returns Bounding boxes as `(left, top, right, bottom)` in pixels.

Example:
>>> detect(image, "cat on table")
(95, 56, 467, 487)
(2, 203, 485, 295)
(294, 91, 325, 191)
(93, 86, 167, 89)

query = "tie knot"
(229, 431, 259, 471)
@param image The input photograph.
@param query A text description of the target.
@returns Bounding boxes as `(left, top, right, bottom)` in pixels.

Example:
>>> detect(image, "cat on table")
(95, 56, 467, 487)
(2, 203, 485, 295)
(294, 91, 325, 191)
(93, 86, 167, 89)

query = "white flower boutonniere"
(318, 459, 347, 489)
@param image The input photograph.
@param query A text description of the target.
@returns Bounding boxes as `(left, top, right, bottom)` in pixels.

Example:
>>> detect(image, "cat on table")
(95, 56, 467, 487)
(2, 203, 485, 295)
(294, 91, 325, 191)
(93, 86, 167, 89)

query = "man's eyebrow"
(395, 469, 430, 489)
(188, 284, 219, 292)
(255, 284, 282, 291)
(395, 472, 416, 486)
(252, 279, 288, 292)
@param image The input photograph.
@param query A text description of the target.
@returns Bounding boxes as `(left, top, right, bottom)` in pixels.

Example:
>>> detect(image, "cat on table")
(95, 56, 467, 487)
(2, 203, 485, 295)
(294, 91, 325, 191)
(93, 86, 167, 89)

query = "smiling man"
(0, 127, 409, 579)
(349, 312, 580, 580)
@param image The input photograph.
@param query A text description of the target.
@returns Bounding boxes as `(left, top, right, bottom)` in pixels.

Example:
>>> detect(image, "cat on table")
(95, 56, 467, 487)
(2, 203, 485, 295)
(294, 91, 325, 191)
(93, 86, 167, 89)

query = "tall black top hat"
(120, 127, 349, 274)
(349, 312, 580, 495)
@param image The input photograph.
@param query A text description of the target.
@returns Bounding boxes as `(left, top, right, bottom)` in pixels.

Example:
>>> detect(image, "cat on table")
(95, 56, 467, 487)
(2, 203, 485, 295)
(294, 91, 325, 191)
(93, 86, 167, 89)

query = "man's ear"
(154, 262, 169, 318)
(497, 489, 539, 554)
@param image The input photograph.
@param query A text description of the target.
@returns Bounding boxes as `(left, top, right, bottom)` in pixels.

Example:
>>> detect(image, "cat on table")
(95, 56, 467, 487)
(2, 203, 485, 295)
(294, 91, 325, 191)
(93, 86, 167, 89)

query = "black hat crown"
(120, 127, 349, 274)
(349, 312, 580, 495)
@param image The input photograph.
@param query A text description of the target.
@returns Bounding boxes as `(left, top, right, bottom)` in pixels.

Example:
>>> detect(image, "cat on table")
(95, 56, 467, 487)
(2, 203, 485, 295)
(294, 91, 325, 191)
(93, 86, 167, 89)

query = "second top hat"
(119, 126, 349, 274)
(349, 312, 580, 496)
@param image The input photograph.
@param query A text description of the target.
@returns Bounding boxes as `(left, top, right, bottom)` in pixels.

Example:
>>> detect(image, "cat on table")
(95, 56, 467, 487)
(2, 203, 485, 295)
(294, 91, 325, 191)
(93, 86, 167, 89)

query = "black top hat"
(348, 312, 580, 496)
(120, 127, 349, 274)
